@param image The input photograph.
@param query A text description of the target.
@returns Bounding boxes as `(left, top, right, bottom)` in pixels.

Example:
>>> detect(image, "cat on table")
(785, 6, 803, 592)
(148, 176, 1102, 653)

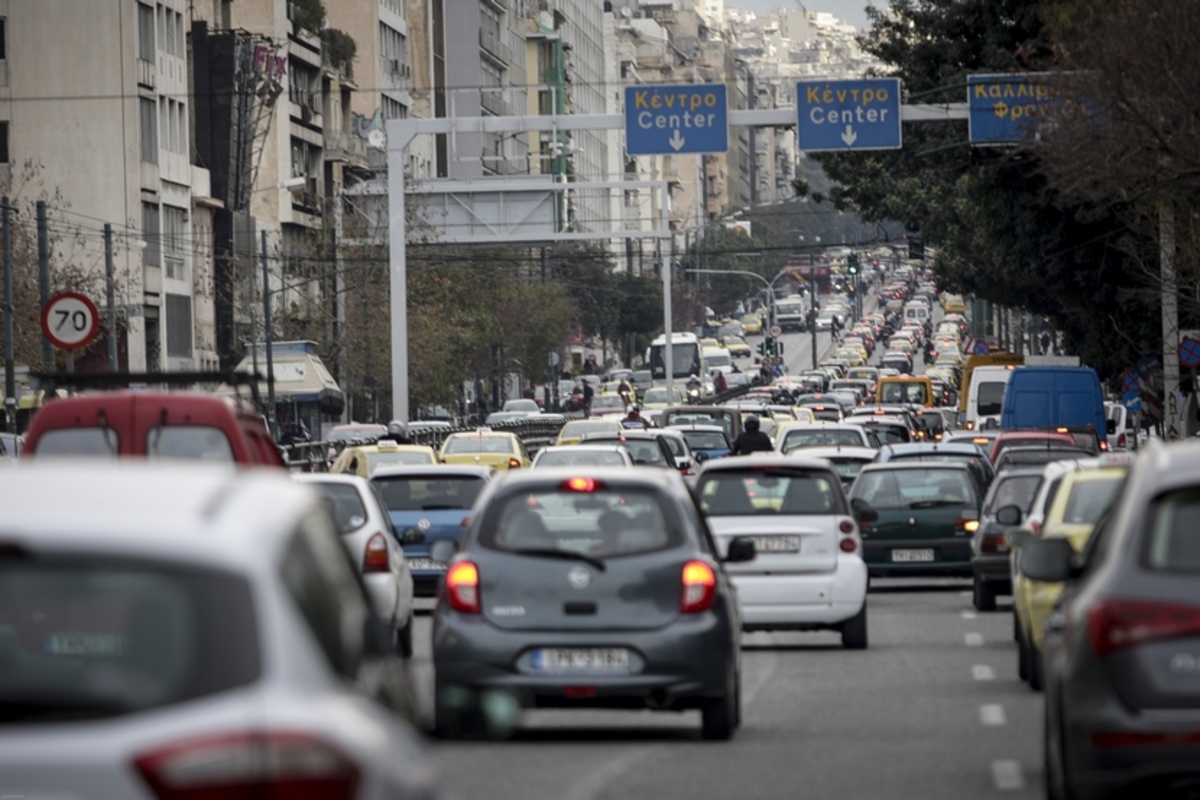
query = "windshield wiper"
(908, 499, 967, 509)
(0, 696, 133, 723)
(421, 504, 465, 510)
(508, 548, 606, 571)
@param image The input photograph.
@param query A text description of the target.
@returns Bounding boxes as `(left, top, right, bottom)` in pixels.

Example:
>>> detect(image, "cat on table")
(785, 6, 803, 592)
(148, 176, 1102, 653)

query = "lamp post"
(685, 267, 790, 328)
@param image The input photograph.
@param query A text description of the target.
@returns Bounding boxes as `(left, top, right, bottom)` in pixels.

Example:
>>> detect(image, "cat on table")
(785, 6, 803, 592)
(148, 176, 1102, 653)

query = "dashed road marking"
(962, 610, 978, 620)
(965, 632, 985, 646)
(960, 590, 973, 597)
(992, 759, 1025, 791)
(980, 704, 1007, 726)
(972, 664, 996, 681)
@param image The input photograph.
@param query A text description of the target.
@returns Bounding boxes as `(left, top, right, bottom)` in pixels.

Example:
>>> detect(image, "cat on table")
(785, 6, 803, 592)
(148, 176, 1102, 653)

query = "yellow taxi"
(700, 337, 722, 351)
(331, 440, 439, 477)
(438, 429, 531, 470)
(770, 415, 820, 446)
(553, 418, 625, 446)
(942, 294, 967, 314)
(640, 386, 685, 411)
(741, 314, 763, 335)
(723, 336, 753, 358)
(841, 338, 870, 363)
(1011, 460, 1129, 688)
(835, 347, 867, 367)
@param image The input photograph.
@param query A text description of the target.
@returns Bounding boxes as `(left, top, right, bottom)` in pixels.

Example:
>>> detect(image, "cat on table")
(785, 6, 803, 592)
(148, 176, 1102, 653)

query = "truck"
(999, 366, 1109, 446)
(964, 365, 1017, 430)
(775, 296, 810, 332)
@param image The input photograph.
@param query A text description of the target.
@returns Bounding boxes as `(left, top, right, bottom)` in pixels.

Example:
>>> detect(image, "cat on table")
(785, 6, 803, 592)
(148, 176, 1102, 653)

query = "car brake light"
(134, 731, 359, 800)
(562, 477, 604, 492)
(681, 560, 716, 613)
(362, 533, 390, 573)
(979, 532, 1008, 554)
(839, 520, 855, 534)
(839, 537, 857, 553)
(508, 458, 523, 468)
(1117, 432, 1127, 449)
(445, 561, 481, 613)
(1099, 440, 1109, 452)
(1089, 599, 1200, 658)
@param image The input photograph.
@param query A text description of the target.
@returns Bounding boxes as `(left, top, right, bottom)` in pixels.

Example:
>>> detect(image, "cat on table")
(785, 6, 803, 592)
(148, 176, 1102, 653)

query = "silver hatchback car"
(432, 467, 755, 740)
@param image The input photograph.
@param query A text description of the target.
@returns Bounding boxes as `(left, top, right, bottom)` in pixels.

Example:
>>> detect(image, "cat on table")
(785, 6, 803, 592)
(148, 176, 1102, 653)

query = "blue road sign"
(1123, 391, 1143, 415)
(968, 73, 1069, 145)
(1179, 337, 1200, 368)
(973, 342, 991, 356)
(797, 78, 902, 152)
(1121, 369, 1140, 393)
(625, 84, 728, 156)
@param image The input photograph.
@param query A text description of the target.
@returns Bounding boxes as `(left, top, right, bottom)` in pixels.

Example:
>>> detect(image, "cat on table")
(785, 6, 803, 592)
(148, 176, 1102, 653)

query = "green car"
(850, 462, 982, 576)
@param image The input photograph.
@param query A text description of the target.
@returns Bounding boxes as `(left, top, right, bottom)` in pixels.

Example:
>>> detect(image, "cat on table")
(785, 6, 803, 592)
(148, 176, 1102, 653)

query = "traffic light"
(764, 337, 776, 356)
(757, 341, 767, 356)
(848, 253, 859, 275)
(908, 237, 925, 260)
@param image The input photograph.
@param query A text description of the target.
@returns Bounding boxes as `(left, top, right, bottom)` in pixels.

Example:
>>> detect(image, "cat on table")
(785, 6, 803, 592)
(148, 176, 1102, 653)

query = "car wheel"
(1018, 620, 1031, 682)
(841, 603, 869, 650)
(1044, 702, 1068, 800)
(973, 578, 997, 612)
(433, 682, 486, 740)
(1030, 643, 1045, 692)
(701, 669, 737, 741)
(396, 612, 414, 659)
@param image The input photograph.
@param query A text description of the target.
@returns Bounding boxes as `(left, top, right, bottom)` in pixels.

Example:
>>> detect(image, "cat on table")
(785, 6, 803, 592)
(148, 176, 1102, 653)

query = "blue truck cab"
(999, 366, 1109, 446)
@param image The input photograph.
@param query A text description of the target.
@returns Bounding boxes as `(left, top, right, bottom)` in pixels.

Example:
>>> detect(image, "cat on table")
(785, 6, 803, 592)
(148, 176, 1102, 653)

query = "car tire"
(973, 578, 997, 612)
(1030, 644, 1045, 692)
(433, 682, 486, 740)
(701, 670, 737, 741)
(841, 603, 869, 650)
(396, 612, 414, 659)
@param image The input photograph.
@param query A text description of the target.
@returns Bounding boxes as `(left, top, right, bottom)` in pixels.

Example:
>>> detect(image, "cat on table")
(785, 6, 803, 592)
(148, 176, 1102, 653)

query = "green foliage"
(320, 29, 356, 77)
(291, 0, 325, 35)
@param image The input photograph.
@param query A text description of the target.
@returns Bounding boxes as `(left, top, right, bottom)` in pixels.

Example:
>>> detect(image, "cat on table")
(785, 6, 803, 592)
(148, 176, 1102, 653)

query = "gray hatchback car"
(1030, 441, 1200, 799)
(432, 467, 754, 740)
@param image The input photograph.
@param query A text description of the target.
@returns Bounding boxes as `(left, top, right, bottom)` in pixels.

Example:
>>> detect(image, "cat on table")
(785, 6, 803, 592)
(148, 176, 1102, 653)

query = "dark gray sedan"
(432, 467, 753, 740)
(1033, 441, 1200, 799)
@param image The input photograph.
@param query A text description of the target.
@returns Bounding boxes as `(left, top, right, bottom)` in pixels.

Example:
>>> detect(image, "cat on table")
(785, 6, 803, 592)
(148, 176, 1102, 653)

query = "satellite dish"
(367, 129, 386, 149)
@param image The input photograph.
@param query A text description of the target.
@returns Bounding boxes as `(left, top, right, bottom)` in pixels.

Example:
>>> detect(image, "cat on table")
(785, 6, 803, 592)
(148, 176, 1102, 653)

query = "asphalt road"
(410, 582, 1042, 800)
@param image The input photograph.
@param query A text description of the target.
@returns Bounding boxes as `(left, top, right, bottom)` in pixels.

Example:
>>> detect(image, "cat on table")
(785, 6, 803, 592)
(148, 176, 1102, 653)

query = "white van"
(703, 347, 733, 376)
(904, 300, 931, 325)
(966, 365, 1015, 429)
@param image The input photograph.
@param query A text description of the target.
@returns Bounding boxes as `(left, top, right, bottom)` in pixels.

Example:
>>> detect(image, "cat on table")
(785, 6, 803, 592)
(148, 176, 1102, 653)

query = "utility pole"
(2, 197, 13, 433)
(104, 224, 118, 371)
(1162, 203, 1183, 440)
(38, 201, 52, 372)
(262, 230, 276, 438)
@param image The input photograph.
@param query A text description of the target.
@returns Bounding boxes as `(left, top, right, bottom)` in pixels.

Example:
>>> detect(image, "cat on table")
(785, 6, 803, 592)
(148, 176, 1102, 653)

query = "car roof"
(880, 443, 983, 456)
(698, 454, 841, 473)
(859, 461, 972, 474)
(674, 424, 729, 434)
(580, 430, 664, 441)
(788, 446, 878, 459)
(371, 464, 494, 479)
(490, 465, 683, 491)
(0, 462, 311, 569)
(540, 444, 627, 453)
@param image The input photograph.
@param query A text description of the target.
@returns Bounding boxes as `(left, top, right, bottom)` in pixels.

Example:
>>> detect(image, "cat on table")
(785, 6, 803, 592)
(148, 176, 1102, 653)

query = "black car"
(968, 466, 1043, 611)
(432, 467, 754, 739)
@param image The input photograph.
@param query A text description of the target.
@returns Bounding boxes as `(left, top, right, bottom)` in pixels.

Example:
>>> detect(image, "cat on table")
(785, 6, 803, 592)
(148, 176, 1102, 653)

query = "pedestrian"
(714, 371, 728, 393)
(582, 380, 595, 417)
(522, 384, 535, 400)
(731, 415, 774, 455)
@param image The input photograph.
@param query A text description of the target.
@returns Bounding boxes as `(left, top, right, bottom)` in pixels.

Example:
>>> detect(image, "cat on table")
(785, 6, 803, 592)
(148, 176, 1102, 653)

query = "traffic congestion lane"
(411, 583, 1043, 800)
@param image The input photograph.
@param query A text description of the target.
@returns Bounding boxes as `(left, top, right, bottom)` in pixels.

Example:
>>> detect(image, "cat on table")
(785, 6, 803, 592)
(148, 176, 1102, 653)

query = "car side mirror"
(694, 451, 710, 463)
(1019, 537, 1077, 582)
(851, 497, 879, 523)
(995, 505, 1022, 526)
(402, 528, 425, 545)
(1005, 529, 1031, 549)
(725, 536, 757, 563)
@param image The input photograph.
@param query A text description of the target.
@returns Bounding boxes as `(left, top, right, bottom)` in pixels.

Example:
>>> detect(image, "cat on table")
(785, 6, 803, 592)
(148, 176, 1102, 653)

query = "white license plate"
(45, 633, 127, 655)
(532, 647, 630, 674)
(407, 558, 447, 572)
(891, 548, 935, 562)
(750, 535, 802, 553)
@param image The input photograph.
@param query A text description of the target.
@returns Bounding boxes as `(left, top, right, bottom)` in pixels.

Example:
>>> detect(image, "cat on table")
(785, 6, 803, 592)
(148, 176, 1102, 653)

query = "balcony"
(480, 90, 509, 117)
(479, 27, 510, 64)
(323, 130, 369, 166)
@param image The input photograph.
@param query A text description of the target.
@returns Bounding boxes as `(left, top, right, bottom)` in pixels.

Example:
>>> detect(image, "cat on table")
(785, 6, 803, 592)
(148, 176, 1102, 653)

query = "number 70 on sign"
(40, 291, 101, 351)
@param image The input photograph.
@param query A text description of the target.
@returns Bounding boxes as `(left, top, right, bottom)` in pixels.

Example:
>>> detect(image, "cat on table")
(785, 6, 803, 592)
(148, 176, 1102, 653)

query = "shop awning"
(231, 341, 344, 415)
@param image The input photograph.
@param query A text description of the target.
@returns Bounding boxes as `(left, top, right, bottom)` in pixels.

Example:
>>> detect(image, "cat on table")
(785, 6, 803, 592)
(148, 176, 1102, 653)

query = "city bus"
(649, 332, 706, 381)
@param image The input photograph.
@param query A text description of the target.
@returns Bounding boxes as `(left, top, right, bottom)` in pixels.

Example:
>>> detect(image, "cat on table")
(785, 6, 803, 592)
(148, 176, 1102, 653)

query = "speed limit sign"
(41, 292, 101, 351)
(769, 324, 783, 338)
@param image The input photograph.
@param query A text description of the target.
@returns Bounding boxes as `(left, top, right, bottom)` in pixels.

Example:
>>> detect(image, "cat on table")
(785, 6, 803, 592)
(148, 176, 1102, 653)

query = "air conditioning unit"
(402, 63, 411, 78)
(389, 59, 401, 74)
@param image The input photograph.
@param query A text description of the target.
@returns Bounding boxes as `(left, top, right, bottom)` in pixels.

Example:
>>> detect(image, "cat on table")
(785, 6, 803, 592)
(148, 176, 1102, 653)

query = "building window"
(0, 121, 8, 164)
(165, 293, 193, 358)
(162, 205, 186, 280)
(0, 19, 7, 60)
(142, 202, 160, 267)
(137, 3, 155, 61)
(140, 98, 158, 163)
(382, 96, 406, 120)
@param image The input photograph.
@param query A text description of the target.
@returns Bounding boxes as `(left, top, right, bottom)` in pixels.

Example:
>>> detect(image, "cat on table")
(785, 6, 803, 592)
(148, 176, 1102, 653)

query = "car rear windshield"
(1146, 488, 1200, 572)
(781, 429, 862, 452)
(665, 411, 735, 439)
(536, 450, 628, 467)
(444, 436, 513, 455)
(480, 487, 681, 558)
(852, 468, 978, 510)
(986, 475, 1041, 514)
(587, 437, 669, 466)
(366, 450, 434, 472)
(826, 457, 870, 482)
(977, 382, 1007, 417)
(697, 469, 842, 516)
(147, 426, 234, 462)
(1061, 476, 1124, 525)
(683, 431, 729, 451)
(33, 427, 118, 457)
(308, 482, 368, 533)
(560, 420, 620, 438)
(0, 556, 258, 723)
(880, 382, 928, 405)
(374, 475, 485, 511)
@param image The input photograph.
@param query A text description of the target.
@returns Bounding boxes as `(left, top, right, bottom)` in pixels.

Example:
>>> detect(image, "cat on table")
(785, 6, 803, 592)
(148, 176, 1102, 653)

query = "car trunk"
(707, 516, 838, 575)
(474, 548, 686, 632)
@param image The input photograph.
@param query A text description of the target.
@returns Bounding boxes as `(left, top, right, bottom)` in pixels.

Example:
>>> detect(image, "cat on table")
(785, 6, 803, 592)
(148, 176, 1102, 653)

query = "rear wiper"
(508, 548, 606, 571)
(0, 696, 132, 722)
(908, 499, 966, 509)
(421, 504, 465, 510)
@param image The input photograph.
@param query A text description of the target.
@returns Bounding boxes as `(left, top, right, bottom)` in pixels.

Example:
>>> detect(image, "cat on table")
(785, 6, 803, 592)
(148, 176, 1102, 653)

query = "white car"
(0, 462, 438, 800)
(695, 455, 870, 648)
(295, 473, 416, 656)
(532, 444, 634, 468)
(794, 445, 880, 491)
(776, 423, 876, 454)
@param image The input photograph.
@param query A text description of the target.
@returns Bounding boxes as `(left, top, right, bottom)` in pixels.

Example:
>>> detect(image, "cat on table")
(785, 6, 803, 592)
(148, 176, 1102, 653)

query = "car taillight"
(681, 560, 716, 613)
(134, 732, 358, 800)
(979, 532, 1008, 554)
(839, 537, 858, 553)
(362, 533, 390, 573)
(1099, 440, 1109, 451)
(445, 561, 481, 613)
(1117, 432, 1127, 449)
(1089, 599, 1200, 658)
(508, 458, 522, 468)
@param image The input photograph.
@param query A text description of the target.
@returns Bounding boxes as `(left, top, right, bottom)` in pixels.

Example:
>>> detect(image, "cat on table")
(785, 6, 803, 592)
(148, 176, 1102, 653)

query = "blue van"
(999, 367, 1109, 446)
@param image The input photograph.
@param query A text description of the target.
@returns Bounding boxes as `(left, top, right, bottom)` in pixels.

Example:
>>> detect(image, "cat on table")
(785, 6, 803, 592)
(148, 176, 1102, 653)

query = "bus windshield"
(651, 342, 701, 379)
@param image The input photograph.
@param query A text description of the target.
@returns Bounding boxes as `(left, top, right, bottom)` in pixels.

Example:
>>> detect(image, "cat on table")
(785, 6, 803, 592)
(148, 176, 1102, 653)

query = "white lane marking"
(962, 610, 978, 620)
(980, 704, 1007, 726)
(992, 759, 1025, 791)
(564, 745, 657, 800)
(960, 590, 973, 597)
(965, 632, 985, 646)
(742, 646, 779, 708)
(972, 664, 996, 681)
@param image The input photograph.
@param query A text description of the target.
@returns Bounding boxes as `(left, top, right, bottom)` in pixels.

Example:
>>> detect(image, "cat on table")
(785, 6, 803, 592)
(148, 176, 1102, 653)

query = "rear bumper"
(732, 555, 867, 630)
(863, 537, 973, 576)
(413, 571, 445, 596)
(971, 554, 1012, 592)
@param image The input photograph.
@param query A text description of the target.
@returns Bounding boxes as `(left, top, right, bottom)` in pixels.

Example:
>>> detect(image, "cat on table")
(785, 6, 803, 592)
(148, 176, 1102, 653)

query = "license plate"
(531, 647, 630, 674)
(45, 633, 127, 656)
(750, 535, 801, 553)
(407, 557, 446, 572)
(891, 548, 935, 562)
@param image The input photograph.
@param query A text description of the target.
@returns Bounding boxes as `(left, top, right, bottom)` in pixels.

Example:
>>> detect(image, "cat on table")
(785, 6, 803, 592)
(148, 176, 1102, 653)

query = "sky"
(726, 0, 884, 32)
